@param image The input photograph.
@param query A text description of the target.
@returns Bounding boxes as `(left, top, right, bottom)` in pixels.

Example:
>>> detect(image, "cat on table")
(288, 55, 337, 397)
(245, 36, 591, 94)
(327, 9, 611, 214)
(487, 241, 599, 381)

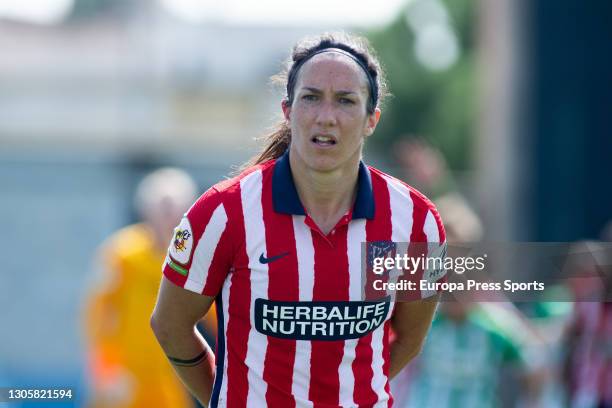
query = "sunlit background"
(1, 0, 610, 407)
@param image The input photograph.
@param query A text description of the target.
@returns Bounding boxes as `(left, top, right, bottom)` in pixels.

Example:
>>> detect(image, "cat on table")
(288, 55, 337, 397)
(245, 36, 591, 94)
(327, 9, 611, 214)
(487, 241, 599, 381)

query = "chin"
(304, 156, 340, 173)
(292, 146, 351, 174)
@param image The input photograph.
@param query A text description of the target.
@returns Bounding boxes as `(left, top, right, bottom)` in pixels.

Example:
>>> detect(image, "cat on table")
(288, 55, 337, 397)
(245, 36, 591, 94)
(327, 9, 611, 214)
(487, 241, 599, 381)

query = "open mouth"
(311, 135, 337, 146)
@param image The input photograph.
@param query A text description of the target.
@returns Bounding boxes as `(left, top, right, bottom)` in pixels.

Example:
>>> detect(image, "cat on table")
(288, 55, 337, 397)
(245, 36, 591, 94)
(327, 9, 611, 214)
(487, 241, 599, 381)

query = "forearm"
(153, 324, 215, 406)
(388, 296, 439, 379)
(388, 335, 422, 379)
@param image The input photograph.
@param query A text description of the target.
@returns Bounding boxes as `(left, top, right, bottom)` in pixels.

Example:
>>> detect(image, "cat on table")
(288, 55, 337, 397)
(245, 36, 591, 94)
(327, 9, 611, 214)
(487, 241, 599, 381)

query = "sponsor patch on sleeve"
(424, 242, 448, 281)
(168, 216, 193, 265)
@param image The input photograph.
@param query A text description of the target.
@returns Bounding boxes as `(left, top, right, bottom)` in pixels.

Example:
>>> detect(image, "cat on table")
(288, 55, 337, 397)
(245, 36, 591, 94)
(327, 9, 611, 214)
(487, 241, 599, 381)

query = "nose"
(315, 100, 337, 127)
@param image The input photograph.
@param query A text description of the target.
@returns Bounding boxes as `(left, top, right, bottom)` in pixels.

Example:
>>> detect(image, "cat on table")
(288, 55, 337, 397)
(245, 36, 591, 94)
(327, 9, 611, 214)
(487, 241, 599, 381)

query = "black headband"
(286, 47, 378, 112)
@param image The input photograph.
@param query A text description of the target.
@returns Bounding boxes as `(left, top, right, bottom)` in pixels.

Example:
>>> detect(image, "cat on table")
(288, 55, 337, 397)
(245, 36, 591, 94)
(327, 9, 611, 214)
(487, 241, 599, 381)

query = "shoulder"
(187, 160, 275, 223)
(211, 160, 274, 195)
(368, 166, 439, 214)
(368, 166, 445, 241)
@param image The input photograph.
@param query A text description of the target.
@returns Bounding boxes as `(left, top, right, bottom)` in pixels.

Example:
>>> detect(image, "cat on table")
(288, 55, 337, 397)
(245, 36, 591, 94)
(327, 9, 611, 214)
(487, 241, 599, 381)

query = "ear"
(364, 108, 381, 137)
(281, 99, 291, 121)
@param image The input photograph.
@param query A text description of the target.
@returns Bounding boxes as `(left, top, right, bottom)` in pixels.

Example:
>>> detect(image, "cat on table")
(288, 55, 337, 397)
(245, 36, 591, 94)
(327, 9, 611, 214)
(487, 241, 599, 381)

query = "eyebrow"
(301, 87, 359, 96)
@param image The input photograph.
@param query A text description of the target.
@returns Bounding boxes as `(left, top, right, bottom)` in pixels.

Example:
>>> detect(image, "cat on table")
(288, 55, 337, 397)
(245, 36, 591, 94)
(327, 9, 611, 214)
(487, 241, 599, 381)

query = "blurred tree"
(68, 0, 141, 20)
(365, 0, 477, 170)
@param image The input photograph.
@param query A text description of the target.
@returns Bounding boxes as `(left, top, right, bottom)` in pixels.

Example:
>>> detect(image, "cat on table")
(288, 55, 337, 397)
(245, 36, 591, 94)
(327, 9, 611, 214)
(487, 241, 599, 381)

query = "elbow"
(406, 342, 425, 363)
(150, 312, 171, 349)
(396, 338, 425, 366)
(150, 311, 195, 351)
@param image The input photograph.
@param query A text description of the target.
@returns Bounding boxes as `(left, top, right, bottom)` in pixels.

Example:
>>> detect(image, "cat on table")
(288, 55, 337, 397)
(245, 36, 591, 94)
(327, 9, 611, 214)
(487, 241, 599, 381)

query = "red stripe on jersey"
(309, 226, 350, 407)
(353, 171, 393, 406)
(433, 208, 446, 243)
(433, 209, 448, 286)
(367, 167, 394, 241)
(261, 169, 298, 408)
(202, 224, 233, 295)
(223, 182, 251, 408)
(409, 191, 429, 299)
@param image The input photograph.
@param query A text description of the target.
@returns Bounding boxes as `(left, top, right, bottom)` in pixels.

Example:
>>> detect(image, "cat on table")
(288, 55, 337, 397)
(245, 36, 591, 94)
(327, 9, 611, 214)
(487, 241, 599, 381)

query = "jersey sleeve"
(163, 187, 234, 297)
(420, 205, 448, 299)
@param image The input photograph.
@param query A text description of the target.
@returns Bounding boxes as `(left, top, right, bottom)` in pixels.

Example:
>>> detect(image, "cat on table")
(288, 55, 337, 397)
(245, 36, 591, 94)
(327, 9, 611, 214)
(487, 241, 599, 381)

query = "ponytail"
(237, 121, 291, 172)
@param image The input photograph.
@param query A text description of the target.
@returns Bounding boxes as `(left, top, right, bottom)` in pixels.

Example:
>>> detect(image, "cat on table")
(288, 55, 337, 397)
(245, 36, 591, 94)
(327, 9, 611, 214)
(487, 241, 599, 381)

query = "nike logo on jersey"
(259, 252, 289, 264)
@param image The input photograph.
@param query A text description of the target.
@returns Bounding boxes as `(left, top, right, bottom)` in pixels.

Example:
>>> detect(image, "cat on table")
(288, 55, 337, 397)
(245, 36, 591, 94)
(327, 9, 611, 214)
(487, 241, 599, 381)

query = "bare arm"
(388, 294, 439, 379)
(150, 277, 216, 406)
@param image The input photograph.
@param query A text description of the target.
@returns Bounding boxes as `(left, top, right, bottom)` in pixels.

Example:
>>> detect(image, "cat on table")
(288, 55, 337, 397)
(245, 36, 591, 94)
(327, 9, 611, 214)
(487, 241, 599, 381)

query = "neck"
(289, 152, 360, 234)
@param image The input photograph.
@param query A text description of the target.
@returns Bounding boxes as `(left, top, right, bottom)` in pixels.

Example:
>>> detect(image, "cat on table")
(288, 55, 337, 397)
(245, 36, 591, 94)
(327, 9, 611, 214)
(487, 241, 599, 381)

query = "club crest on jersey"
(174, 229, 191, 252)
(169, 217, 193, 265)
(367, 241, 396, 271)
(255, 298, 391, 341)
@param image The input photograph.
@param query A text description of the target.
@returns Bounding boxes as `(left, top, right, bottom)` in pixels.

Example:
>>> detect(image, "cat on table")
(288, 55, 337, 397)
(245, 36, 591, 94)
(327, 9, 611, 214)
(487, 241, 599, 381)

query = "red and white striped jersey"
(163, 151, 446, 408)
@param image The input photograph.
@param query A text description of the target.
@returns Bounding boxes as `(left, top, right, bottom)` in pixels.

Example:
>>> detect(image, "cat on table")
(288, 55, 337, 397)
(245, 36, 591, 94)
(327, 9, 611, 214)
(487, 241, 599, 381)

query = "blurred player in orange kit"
(84, 167, 217, 408)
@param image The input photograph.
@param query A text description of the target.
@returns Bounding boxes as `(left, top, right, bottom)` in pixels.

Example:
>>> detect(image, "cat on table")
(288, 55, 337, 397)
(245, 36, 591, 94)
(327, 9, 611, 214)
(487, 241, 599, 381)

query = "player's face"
(283, 54, 380, 174)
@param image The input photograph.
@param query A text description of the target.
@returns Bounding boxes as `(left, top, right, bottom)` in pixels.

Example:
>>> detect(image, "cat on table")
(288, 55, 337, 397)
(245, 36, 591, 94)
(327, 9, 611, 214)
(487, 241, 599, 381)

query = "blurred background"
(1, 0, 610, 407)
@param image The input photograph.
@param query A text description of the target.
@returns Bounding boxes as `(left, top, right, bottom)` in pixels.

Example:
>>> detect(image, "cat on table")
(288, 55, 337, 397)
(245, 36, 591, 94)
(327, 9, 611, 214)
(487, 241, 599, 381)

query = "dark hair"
(241, 32, 388, 169)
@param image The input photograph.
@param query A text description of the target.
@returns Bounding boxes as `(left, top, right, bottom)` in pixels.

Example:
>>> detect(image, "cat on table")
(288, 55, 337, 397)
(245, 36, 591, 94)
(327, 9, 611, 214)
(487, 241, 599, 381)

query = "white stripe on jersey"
(384, 173, 414, 309)
(291, 215, 314, 408)
(240, 169, 269, 407)
(423, 210, 440, 243)
(371, 175, 418, 405)
(421, 210, 442, 298)
(185, 203, 228, 293)
(383, 175, 414, 243)
(214, 273, 233, 407)
(384, 174, 418, 304)
(337, 219, 367, 407)
(370, 324, 389, 406)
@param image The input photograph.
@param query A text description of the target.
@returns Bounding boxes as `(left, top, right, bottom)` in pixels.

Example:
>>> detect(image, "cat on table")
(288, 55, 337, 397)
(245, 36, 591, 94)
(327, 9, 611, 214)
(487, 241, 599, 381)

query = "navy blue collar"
(272, 150, 375, 219)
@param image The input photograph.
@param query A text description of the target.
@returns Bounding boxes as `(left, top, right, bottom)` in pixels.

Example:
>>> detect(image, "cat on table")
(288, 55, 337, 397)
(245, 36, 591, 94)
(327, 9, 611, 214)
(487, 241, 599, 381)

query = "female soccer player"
(151, 32, 446, 407)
